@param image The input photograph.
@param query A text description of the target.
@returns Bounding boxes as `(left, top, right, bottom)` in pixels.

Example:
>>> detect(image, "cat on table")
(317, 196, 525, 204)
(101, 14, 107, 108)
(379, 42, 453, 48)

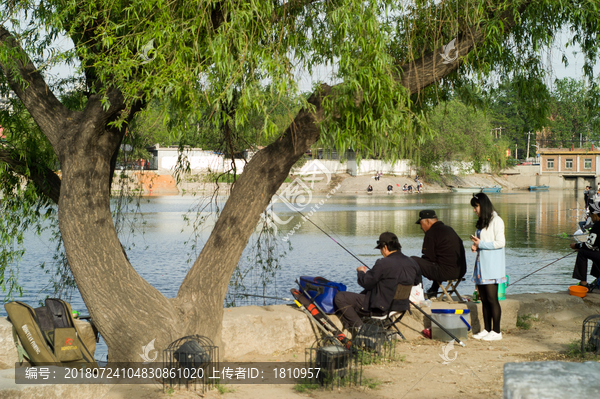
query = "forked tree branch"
(0, 148, 61, 204)
(0, 26, 73, 148)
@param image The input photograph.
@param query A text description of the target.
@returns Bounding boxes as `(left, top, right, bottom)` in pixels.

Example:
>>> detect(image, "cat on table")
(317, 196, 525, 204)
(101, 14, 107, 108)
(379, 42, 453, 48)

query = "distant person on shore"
(570, 202, 600, 292)
(470, 193, 506, 341)
(367, 185, 373, 193)
(411, 210, 466, 300)
(408, 185, 413, 193)
(584, 186, 590, 210)
(334, 232, 421, 330)
(374, 173, 379, 181)
(402, 184, 408, 192)
(387, 184, 393, 194)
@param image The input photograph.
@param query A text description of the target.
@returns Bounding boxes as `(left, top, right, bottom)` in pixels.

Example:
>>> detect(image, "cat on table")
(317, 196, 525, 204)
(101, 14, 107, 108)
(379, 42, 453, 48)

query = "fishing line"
(507, 252, 576, 287)
(292, 208, 369, 268)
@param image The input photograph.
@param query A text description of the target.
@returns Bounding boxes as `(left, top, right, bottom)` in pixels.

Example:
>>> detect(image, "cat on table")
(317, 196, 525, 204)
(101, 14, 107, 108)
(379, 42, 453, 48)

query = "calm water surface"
(1, 190, 586, 359)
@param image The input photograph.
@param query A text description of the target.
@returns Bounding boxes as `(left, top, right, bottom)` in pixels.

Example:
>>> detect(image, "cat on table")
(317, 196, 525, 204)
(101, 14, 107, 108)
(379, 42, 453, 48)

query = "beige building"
(537, 147, 600, 189)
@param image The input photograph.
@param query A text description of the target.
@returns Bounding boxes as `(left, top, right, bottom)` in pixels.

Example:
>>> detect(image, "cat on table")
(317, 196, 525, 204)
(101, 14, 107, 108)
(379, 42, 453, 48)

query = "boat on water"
(450, 187, 482, 193)
(482, 186, 502, 193)
(529, 185, 549, 191)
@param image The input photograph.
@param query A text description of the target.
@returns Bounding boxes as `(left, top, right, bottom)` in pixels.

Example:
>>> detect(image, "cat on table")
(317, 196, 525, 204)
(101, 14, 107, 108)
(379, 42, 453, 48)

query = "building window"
(565, 159, 573, 169)
(585, 158, 592, 169)
(547, 159, 554, 169)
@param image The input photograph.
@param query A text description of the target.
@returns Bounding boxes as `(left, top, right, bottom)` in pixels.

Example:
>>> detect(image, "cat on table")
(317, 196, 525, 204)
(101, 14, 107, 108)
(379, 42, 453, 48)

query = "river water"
(0, 189, 587, 360)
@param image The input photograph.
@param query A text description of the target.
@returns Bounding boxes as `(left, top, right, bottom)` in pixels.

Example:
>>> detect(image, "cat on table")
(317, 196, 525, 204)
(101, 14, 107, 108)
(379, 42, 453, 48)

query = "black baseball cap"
(415, 209, 438, 224)
(375, 232, 398, 249)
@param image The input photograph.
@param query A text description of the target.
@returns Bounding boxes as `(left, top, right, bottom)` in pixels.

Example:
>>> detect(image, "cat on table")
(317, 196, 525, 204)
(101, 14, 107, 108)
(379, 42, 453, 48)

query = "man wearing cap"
(334, 232, 421, 330)
(570, 202, 600, 291)
(413, 210, 467, 298)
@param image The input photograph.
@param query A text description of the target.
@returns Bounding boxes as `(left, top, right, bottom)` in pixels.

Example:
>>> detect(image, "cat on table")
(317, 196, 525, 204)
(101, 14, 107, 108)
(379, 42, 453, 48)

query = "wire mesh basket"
(162, 335, 218, 393)
(352, 319, 397, 363)
(581, 315, 600, 357)
(305, 337, 362, 389)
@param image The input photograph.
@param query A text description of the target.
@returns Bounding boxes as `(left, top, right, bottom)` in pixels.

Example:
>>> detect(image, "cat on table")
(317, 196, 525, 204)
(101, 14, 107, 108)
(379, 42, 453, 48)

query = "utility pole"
(526, 131, 531, 160)
(515, 144, 518, 160)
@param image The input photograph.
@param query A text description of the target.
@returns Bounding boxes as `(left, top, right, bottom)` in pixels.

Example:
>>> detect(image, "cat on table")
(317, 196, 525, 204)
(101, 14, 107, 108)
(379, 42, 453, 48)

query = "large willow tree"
(1, 0, 599, 362)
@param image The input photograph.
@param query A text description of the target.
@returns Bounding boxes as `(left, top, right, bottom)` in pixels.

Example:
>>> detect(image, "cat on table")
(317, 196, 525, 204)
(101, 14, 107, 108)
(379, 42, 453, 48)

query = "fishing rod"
(292, 208, 370, 268)
(240, 293, 294, 301)
(289, 213, 467, 346)
(507, 251, 576, 287)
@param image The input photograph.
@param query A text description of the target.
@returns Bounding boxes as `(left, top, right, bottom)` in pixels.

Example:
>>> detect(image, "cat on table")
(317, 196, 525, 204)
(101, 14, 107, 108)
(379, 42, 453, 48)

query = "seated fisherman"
(402, 184, 408, 192)
(411, 210, 467, 298)
(387, 184, 393, 192)
(334, 232, 422, 330)
(570, 202, 600, 291)
(367, 185, 373, 193)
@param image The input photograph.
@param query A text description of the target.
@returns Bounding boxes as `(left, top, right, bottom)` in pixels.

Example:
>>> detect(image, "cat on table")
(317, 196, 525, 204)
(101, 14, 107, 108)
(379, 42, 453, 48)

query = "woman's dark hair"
(470, 193, 497, 230)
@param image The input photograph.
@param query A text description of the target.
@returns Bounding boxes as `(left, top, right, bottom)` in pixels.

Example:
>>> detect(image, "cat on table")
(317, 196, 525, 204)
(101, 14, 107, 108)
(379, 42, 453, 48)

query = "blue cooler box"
(299, 276, 346, 314)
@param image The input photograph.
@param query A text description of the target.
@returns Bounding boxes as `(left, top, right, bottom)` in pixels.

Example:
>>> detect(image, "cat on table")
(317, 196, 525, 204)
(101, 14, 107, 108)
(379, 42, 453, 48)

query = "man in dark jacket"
(571, 202, 600, 291)
(334, 232, 421, 329)
(412, 210, 467, 298)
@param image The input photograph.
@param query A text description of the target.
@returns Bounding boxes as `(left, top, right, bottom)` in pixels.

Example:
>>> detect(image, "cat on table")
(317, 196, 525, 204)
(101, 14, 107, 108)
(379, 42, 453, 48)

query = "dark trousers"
(478, 284, 501, 333)
(572, 248, 600, 281)
(412, 256, 461, 293)
(334, 292, 369, 329)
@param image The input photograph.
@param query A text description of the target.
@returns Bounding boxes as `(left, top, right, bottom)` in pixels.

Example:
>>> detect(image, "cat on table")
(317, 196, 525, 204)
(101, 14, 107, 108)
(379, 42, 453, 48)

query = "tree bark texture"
(0, 5, 528, 362)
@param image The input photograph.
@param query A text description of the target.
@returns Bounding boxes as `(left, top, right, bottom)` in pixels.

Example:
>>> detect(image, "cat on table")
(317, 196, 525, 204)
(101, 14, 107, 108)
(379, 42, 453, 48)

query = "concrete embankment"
(1, 292, 598, 398)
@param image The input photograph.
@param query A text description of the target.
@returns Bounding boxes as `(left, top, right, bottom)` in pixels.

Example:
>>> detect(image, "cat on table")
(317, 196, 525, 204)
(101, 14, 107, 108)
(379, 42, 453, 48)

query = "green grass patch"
(566, 340, 583, 358)
(516, 314, 538, 330)
(362, 377, 383, 390)
(293, 380, 320, 393)
(214, 382, 236, 394)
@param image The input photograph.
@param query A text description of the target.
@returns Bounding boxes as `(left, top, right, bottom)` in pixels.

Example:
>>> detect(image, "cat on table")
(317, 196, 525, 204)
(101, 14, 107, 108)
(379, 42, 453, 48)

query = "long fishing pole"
(507, 251, 576, 287)
(291, 211, 467, 345)
(292, 208, 369, 268)
(240, 293, 294, 301)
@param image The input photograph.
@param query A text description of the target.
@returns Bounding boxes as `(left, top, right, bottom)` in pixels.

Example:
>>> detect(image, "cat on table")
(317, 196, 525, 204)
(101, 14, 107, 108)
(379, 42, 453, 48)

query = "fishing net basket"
(581, 315, 600, 357)
(162, 335, 218, 393)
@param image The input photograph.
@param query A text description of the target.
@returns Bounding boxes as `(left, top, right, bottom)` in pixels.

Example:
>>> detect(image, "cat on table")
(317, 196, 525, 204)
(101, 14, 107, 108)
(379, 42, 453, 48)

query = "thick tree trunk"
(0, 3, 530, 362)
(54, 97, 183, 362)
(176, 85, 332, 344)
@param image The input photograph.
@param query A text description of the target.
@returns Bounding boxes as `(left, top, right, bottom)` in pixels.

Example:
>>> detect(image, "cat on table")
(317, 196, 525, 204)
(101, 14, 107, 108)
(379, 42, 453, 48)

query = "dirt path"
(103, 313, 593, 399)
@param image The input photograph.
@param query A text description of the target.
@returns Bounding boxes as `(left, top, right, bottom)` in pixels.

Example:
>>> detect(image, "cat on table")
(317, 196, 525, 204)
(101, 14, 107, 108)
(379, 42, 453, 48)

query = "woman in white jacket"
(470, 193, 506, 341)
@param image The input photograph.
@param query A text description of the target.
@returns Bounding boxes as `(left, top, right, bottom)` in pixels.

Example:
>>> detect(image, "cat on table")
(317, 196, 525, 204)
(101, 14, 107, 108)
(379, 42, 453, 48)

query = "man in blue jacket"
(334, 232, 421, 329)
(571, 202, 600, 291)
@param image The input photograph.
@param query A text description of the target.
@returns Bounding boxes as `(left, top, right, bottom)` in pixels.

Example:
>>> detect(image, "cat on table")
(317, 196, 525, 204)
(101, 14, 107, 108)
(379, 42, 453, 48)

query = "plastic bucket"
(431, 309, 471, 342)
(498, 275, 509, 301)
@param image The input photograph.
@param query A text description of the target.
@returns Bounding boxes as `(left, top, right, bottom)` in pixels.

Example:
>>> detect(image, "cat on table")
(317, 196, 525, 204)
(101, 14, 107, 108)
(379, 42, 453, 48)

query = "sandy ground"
(102, 308, 597, 399)
(173, 172, 518, 197)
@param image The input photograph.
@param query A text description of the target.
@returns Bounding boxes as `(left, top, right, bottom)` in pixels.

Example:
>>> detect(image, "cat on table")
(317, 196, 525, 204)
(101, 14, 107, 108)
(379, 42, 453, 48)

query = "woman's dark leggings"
(477, 284, 501, 333)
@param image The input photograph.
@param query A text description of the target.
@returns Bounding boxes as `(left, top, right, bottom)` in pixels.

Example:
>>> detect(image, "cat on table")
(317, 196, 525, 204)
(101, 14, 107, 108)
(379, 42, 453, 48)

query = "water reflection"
(0, 190, 586, 358)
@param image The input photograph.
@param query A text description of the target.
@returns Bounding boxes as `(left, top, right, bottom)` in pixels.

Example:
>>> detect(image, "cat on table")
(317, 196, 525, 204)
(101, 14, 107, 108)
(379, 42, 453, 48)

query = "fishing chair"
(433, 278, 465, 303)
(363, 284, 413, 340)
